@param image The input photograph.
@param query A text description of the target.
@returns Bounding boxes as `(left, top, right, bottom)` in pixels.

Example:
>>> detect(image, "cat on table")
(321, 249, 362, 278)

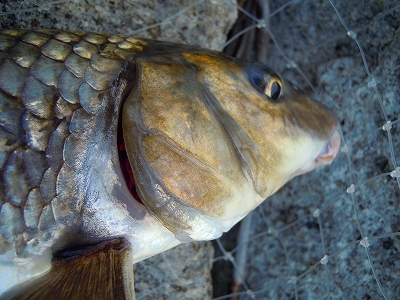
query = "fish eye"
(265, 80, 281, 100)
(248, 65, 282, 101)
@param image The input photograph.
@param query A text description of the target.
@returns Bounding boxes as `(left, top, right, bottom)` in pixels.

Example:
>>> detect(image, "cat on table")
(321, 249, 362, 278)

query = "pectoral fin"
(1, 238, 135, 300)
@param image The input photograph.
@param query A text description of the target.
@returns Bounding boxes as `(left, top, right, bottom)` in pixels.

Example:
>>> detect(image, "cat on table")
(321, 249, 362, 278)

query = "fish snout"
(292, 129, 340, 178)
(316, 130, 341, 165)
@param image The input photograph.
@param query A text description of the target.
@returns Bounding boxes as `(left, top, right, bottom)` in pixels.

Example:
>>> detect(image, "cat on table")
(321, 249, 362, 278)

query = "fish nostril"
(316, 130, 341, 164)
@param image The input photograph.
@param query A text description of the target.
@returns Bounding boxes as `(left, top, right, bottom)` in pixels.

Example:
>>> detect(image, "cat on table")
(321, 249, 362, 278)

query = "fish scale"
(0, 29, 145, 260)
(0, 28, 340, 298)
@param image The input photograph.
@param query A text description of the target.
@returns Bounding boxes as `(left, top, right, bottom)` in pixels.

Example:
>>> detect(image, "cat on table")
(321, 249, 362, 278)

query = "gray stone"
(134, 242, 214, 300)
(0, 0, 236, 50)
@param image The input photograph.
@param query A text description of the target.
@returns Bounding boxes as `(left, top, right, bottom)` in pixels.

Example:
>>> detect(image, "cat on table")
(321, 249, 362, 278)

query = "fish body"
(0, 29, 340, 296)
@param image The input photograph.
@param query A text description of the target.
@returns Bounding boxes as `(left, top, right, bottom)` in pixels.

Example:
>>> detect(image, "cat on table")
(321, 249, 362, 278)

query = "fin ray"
(1, 238, 135, 300)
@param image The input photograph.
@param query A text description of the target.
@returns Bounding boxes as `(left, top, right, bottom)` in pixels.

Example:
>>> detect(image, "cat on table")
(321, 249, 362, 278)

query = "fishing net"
(1, 0, 399, 299)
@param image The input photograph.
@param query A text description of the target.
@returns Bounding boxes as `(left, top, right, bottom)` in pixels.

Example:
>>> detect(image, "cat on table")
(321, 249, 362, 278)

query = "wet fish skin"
(0, 29, 163, 293)
(0, 30, 144, 242)
(122, 54, 339, 242)
(0, 29, 340, 295)
(1, 238, 135, 300)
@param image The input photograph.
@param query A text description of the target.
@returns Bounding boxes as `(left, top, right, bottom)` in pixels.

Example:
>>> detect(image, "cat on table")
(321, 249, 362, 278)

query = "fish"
(0, 29, 340, 299)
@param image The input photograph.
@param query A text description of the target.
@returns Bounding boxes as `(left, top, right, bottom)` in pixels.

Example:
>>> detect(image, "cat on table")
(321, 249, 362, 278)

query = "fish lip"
(315, 129, 341, 164)
(292, 129, 341, 177)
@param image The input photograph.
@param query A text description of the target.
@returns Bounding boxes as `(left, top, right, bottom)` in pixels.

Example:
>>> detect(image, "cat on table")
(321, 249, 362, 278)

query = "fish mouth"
(315, 130, 341, 165)
(293, 129, 341, 177)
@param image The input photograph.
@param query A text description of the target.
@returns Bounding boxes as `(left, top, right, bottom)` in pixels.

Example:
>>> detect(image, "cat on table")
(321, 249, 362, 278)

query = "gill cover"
(122, 50, 338, 242)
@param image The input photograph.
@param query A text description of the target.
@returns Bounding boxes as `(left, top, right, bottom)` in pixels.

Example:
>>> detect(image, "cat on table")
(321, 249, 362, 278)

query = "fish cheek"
(185, 54, 339, 201)
(142, 135, 235, 216)
(185, 58, 286, 197)
(123, 58, 249, 222)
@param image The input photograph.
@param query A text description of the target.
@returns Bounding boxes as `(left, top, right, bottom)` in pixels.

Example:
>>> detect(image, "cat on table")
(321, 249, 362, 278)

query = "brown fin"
(1, 238, 135, 300)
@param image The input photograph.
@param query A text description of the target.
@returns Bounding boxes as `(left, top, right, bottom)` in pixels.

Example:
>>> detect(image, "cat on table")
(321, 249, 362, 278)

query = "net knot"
(382, 121, 392, 131)
(320, 255, 329, 265)
(390, 167, 400, 178)
(360, 236, 370, 248)
(347, 30, 357, 39)
(346, 184, 355, 194)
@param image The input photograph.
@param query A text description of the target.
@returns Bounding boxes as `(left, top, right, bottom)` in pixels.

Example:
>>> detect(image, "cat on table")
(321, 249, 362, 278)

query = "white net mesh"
(1, 0, 399, 299)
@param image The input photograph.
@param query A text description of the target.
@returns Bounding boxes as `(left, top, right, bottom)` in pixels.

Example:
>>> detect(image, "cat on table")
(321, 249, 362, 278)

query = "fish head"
(185, 55, 340, 193)
(122, 47, 340, 242)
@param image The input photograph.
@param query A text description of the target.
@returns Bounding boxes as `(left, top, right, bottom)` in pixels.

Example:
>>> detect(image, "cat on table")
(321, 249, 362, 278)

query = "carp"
(0, 29, 340, 299)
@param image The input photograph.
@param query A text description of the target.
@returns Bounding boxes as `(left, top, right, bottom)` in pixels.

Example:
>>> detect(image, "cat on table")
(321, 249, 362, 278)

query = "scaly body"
(0, 29, 340, 297)
(0, 30, 182, 293)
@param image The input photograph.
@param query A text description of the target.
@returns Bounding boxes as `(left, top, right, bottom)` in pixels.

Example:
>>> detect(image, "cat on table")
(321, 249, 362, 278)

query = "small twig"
(230, 212, 253, 300)
(225, 1, 271, 298)
(224, 0, 271, 62)
(255, 0, 270, 63)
